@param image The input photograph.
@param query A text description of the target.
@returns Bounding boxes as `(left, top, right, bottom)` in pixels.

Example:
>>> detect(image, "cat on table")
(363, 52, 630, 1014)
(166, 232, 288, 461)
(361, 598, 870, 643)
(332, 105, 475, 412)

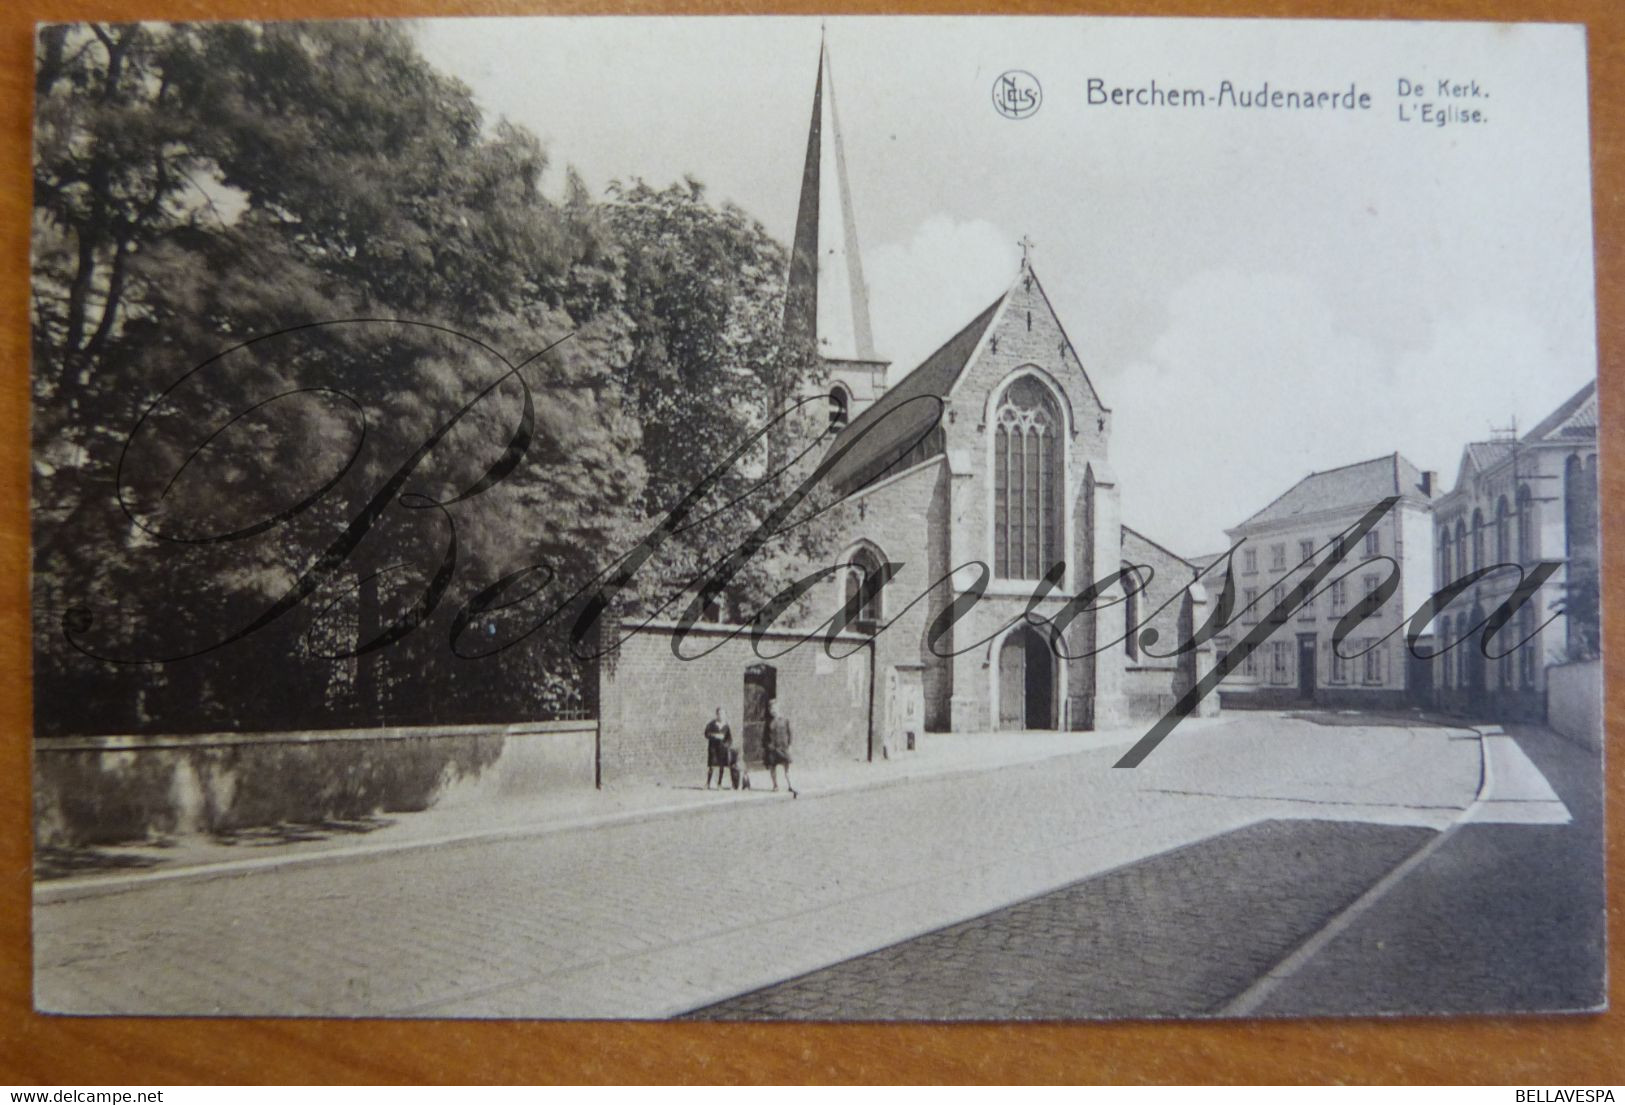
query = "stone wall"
(836, 459, 953, 731)
(34, 721, 596, 849)
(1547, 659, 1604, 751)
(598, 621, 872, 783)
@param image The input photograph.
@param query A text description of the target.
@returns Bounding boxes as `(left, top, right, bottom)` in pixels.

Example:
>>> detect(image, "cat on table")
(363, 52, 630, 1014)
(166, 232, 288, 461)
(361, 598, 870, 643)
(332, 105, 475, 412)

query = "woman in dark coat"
(704, 707, 731, 789)
(762, 698, 796, 798)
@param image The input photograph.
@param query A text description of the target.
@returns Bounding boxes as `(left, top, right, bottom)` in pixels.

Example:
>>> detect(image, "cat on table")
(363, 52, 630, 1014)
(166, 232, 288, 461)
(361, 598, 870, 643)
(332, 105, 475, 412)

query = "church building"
(596, 40, 1217, 782)
(793, 41, 1217, 736)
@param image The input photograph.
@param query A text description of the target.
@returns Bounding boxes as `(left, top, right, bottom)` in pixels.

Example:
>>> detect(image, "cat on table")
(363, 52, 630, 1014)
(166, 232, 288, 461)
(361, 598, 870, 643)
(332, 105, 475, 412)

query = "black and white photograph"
(29, 14, 1605, 1021)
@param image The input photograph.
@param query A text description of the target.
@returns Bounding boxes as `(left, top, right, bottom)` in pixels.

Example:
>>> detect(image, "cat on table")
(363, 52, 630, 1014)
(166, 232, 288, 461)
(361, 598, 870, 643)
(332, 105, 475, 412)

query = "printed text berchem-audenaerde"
(1085, 78, 1373, 111)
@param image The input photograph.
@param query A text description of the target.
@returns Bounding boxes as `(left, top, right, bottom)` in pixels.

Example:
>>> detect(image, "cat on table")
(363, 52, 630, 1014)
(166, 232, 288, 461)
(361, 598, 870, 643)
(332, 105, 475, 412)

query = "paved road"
(35, 712, 1516, 1018)
(1255, 724, 1605, 1017)
(691, 819, 1432, 1020)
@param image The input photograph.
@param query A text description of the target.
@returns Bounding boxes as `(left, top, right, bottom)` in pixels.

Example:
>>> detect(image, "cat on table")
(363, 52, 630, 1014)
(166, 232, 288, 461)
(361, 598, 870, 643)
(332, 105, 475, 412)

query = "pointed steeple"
(785, 37, 878, 363)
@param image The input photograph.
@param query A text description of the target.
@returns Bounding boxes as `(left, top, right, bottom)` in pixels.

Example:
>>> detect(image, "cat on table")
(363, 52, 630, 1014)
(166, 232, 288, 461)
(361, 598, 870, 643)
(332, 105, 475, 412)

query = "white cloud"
(1110, 272, 1592, 557)
(1110, 267, 1390, 556)
(865, 215, 1021, 380)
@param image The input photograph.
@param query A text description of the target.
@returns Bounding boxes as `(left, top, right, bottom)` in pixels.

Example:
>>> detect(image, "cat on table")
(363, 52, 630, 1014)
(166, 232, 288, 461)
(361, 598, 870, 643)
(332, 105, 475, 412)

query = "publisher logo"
(992, 70, 1042, 119)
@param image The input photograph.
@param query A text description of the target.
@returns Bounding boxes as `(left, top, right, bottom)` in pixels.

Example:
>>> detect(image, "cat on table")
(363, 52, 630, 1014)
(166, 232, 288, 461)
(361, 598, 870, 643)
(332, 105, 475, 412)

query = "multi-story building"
(1430, 381, 1599, 720)
(1214, 453, 1439, 708)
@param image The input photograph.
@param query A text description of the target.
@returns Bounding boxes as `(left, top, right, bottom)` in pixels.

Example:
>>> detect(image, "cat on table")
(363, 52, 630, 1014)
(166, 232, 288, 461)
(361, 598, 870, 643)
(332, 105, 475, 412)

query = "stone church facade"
(597, 40, 1215, 777)
(793, 41, 1214, 738)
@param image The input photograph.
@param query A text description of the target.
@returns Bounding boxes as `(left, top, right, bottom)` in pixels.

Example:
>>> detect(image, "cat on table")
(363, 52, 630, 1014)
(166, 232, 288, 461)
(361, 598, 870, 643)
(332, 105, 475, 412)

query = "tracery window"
(993, 377, 1063, 580)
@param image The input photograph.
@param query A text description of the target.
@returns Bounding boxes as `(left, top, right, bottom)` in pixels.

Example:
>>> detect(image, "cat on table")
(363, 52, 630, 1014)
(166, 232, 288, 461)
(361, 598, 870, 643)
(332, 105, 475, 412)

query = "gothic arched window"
(1471, 508, 1485, 572)
(1439, 528, 1451, 585)
(1454, 519, 1467, 580)
(1517, 484, 1534, 563)
(1123, 564, 1141, 661)
(993, 377, 1063, 580)
(1495, 496, 1511, 564)
(844, 545, 885, 631)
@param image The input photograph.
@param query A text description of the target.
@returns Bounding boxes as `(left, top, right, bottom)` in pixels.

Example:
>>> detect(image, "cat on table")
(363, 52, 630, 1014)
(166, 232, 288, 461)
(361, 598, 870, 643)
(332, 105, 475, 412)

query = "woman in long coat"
(762, 698, 796, 798)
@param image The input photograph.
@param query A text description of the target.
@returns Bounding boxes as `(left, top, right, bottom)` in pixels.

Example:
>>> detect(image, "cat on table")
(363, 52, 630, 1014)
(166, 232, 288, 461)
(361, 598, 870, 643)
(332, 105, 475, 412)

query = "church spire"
(785, 36, 878, 362)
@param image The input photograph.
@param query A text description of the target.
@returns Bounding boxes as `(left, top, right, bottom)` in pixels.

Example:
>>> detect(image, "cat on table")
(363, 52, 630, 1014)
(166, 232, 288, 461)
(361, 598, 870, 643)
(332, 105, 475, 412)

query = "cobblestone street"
(691, 819, 1432, 1020)
(35, 712, 1588, 1020)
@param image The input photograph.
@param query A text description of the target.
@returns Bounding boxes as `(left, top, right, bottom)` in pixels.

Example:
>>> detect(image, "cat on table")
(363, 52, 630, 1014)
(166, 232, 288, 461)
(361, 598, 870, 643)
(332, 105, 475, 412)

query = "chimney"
(1421, 471, 1438, 497)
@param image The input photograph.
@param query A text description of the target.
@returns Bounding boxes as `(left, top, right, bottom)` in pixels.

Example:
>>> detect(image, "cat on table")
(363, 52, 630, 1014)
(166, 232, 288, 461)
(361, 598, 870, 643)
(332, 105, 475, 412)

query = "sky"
(415, 15, 1597, 556)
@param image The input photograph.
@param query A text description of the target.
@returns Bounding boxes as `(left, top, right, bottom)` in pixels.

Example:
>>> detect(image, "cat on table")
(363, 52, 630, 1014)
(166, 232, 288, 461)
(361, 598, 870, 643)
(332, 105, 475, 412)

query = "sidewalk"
(36, 716, 1232, 902)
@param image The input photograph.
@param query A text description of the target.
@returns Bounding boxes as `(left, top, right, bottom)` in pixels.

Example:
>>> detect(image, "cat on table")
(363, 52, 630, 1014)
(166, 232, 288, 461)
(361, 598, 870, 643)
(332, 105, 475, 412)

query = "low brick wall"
(33, 721, 596, 849)
(599, 621, 872, 784)
(1547, 660, 1604, 751)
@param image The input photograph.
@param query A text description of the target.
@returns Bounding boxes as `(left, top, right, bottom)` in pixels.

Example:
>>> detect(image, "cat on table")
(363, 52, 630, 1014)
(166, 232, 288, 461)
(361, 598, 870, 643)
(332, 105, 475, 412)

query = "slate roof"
(1464, 441, 1515, 472)
(821, 292, 1005, 492)
(1523, 379, 1598, 442)
(1233, 452, 1432, 531)
(1444, 380, 1598, 496)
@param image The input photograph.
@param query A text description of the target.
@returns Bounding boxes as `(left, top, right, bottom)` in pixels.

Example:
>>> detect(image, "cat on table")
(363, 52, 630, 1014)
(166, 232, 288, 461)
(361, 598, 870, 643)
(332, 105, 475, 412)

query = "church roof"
(1522, 379, 1597, 443)
(1233, 452, 1432, 532)
(820, 292, 1004, 491)
(1442, 380, 1598, 496)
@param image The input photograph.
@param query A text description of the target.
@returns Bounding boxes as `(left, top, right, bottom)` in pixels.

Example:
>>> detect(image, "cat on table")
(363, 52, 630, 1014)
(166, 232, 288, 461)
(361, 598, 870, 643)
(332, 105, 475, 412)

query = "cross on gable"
(1018, 234, 1036, 268)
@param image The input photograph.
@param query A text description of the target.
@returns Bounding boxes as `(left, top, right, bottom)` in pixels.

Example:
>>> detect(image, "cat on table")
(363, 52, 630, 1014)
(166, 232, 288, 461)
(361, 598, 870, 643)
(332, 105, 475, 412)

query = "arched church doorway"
(998, 624, 1057, 730)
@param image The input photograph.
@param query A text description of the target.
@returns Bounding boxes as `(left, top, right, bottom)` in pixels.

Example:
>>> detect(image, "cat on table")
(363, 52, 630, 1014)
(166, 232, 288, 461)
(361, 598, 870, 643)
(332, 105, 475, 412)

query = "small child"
(724, 735, 750, 790)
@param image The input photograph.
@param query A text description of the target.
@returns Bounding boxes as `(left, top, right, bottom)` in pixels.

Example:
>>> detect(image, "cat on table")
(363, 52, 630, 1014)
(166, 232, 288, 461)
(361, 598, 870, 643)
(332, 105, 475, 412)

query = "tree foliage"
(32, 20, 843, 736)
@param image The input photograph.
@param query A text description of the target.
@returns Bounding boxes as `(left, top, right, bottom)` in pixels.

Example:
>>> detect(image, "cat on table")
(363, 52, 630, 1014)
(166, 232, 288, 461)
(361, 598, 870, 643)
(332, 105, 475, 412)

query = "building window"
(993, 378, 1063, 580)
(1270, 584, 1286, 623)
(843, 545, 885, 631)
(1244, 587, 1259, 622)
(1243, 646, 1258, 678)
(1271, 543, 1286, 570)
(1455, 613, 1469, 688)
(1330, 578, 1347, 614)
(1243, 548, 1257, 574)
(1362, 639, 1384, 685)
(828, 385, 851, 430)
(1299, 539, 1314, 563)
(1123, 565, 1141, 661)
(1517, 484, 1534, 564)
(1330, 646, 1348, 684)
(1471, 508, 1485, 571)
(1364, 530, 1379, 557)
(1495, 496, 1511, 565)
(1272, 641, 1290, 684)
(1519, 606, 1537, 688)
(1455, 519, 1467, 579)
(1439, 530, 1452, 586)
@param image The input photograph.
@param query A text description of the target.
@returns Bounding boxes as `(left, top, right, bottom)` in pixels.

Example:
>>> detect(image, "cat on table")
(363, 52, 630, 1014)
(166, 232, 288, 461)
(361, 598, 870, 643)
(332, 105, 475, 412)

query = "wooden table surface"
(1, 0, 1620, 1085)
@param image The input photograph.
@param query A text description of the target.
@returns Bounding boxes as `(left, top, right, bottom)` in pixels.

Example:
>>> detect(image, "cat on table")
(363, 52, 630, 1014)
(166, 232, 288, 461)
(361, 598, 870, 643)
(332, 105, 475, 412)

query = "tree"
(603, 178, 848, 628)
(32, 21, 646, 733)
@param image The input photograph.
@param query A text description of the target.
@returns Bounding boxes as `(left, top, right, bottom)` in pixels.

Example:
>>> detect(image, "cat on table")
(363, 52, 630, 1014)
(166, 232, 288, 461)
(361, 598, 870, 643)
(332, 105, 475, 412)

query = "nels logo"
(992, 70, 1042, 119)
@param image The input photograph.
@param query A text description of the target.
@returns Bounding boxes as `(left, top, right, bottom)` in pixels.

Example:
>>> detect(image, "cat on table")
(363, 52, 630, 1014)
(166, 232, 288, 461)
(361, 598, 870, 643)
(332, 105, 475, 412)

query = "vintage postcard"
(30, 14, 1603, 1020)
